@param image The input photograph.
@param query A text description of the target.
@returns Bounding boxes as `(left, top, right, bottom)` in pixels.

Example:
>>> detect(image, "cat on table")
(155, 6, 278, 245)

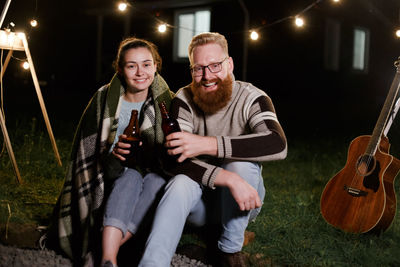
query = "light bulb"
(250, 31, 259, 40)
(118, 2, 128, 12)
(158, 24, 167, 33)
(22, 61, 29, 70)
(30, 19, 38, 27)
(295, 17, 304, 28)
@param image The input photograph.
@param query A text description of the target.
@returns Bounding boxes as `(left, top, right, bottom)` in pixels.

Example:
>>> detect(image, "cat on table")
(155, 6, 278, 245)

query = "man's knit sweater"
(169, 79, 287, 188)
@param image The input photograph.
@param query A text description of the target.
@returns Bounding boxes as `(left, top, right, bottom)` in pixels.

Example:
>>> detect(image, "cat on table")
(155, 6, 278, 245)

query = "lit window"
(173, 9, 211, 61)
(352, 27, 369, 72)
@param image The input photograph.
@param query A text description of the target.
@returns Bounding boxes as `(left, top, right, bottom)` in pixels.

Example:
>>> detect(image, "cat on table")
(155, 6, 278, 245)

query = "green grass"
(243, 134, 400, 266)
(1, 117, 400, 266)
(0, 117, 70, 226)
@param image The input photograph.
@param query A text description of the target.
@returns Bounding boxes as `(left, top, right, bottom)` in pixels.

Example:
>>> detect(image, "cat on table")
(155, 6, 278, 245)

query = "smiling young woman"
(53, 37, 175, 267)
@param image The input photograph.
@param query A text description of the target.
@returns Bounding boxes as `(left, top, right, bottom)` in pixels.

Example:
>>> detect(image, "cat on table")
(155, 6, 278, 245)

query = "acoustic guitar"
(320, 58, 400, 234)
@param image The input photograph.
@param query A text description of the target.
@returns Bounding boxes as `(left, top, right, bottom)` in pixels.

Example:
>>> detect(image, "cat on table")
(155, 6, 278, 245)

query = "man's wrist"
(206, 136, 218, 156)
(214, 169, 236, 188)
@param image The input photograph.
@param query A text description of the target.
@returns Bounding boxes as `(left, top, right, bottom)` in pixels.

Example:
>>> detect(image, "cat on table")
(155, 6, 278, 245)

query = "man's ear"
(228, 57, 234, 73)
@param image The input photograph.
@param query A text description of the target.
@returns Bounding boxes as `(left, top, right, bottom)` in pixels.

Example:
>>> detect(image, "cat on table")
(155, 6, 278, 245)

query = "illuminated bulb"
(158, 24, 167, 33)
(22, 61, 30, 70)
(396, 29, 400, 38)
(332, 0, 340, 2)
(295, 17, 305, 28)
(118, 2, 128, 12)
(250, 31, 259, 40)
(30, 19, 38, 27)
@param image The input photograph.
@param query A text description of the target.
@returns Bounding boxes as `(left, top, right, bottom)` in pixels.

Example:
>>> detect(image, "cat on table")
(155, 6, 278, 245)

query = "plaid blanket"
(54, 73, 174, 266)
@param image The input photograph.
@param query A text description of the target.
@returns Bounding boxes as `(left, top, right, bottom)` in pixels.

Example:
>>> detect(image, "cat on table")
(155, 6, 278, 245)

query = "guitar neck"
(366, 61, 400, 155)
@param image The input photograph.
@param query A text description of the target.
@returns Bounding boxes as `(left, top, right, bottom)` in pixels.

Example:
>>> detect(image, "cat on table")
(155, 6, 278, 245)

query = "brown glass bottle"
(121, 109, 141, 167)
(159, 101, 182, 162)
(159, 101, 181, 135)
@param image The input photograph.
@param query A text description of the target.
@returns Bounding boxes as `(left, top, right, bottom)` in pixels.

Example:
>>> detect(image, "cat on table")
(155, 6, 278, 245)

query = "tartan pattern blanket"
(55, 73, 173, 266)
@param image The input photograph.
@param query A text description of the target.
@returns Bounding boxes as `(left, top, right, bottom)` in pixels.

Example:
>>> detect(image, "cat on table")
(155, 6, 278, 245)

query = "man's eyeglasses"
(190, 57, 228, 77)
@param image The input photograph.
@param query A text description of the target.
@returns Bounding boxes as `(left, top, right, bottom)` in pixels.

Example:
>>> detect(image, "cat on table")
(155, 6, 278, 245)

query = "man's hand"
(112, 134, 141, 161)
(215, 169, 262, 211)
(164, 132, 217, 162)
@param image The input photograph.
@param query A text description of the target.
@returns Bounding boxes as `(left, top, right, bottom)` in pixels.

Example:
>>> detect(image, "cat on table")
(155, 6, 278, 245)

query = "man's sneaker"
(220, 251, 247, 267)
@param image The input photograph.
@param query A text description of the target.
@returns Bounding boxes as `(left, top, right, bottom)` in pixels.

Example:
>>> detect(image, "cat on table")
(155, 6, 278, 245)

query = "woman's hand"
(112, 134, 141, 161)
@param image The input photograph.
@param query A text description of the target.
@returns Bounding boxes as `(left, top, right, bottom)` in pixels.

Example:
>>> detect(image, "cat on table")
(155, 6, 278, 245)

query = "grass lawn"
(1, 117, 400, 266)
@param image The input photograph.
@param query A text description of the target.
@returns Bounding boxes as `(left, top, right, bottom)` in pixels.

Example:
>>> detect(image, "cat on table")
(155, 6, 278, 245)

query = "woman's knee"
(143, 173, 167, 188)
(114, 168, 142, 188)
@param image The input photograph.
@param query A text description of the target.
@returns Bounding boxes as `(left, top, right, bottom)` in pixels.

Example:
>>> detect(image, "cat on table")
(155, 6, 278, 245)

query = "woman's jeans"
(138, 161, 265, 267)
(103, 168, 166, 236)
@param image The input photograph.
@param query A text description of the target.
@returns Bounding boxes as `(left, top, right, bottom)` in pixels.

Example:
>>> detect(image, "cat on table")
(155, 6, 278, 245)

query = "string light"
(295, 17, 305, 28)
(118, 2, 128, 12)
(250, 31, 259, 41)
(22, 61, 30, 70)
(8, 0, 400, 56)
(113, 0, 398, 42)
(158, 23, 167, 33)
(30, 19, 38, 27)
(396, 29, 400, 38)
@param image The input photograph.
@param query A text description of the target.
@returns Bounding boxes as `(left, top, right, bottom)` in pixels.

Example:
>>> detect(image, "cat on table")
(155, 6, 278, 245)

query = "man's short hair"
(188, 32, 229, 64)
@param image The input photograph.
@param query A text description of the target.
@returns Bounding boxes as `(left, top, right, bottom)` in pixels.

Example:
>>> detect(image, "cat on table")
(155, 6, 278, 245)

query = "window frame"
(173, 7, 211, 62)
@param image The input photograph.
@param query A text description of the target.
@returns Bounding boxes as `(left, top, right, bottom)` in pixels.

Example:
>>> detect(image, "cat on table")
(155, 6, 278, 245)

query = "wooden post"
(0, 30, 62, 184)
(0, 106, 22, 183)
(21, 33, 62, 166)
(0, 49, 12, 80)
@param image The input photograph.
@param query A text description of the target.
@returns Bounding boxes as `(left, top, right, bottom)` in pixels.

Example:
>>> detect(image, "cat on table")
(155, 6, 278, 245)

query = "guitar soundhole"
(356, 155, 375, 176)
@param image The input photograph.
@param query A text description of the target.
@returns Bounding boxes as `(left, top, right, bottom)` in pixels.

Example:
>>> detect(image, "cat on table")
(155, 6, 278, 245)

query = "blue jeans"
(103, 168, 166, 236)
(138, 161, 265, 267)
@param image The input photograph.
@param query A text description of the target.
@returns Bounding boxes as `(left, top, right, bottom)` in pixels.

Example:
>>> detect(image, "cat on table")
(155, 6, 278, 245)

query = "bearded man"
(137, 32, 287, 267)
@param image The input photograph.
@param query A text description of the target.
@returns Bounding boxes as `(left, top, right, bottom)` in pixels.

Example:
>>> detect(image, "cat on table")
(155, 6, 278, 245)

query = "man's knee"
(222, 161, 261, 184)
(165, 174, 197, 191)
(163, 174, 202, 204)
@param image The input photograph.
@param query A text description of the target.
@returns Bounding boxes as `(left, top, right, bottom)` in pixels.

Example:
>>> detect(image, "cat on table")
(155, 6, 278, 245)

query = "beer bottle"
(159, 101, 182, 162)
(121, 109, 141, 167)
(159, 101, 181, 135)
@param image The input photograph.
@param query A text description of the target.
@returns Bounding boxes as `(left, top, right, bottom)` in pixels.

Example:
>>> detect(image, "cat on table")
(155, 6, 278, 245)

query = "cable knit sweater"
(169, 79, 287, 188)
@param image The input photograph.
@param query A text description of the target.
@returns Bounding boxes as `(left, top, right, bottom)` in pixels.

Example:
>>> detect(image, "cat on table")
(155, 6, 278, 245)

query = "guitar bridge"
(343, 185, 368, 197)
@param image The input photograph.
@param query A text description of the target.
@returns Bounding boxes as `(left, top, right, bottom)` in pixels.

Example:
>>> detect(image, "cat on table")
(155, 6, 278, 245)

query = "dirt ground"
(0, 223, 212, 267)
(0, 223, 72, 267)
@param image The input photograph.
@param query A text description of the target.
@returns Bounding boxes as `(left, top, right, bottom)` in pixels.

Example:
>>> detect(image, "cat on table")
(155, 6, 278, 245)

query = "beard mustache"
(190, 75, 233, 114)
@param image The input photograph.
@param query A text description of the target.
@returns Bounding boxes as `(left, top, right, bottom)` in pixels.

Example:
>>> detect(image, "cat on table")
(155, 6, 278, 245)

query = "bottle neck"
(129, 111, 139, 125)
(124, 110, 140, 136)
(159, 102, 170, 119)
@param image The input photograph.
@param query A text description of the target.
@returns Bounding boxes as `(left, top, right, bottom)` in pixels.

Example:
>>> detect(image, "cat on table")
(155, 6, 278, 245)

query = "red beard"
(190, 75, 233, 113)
